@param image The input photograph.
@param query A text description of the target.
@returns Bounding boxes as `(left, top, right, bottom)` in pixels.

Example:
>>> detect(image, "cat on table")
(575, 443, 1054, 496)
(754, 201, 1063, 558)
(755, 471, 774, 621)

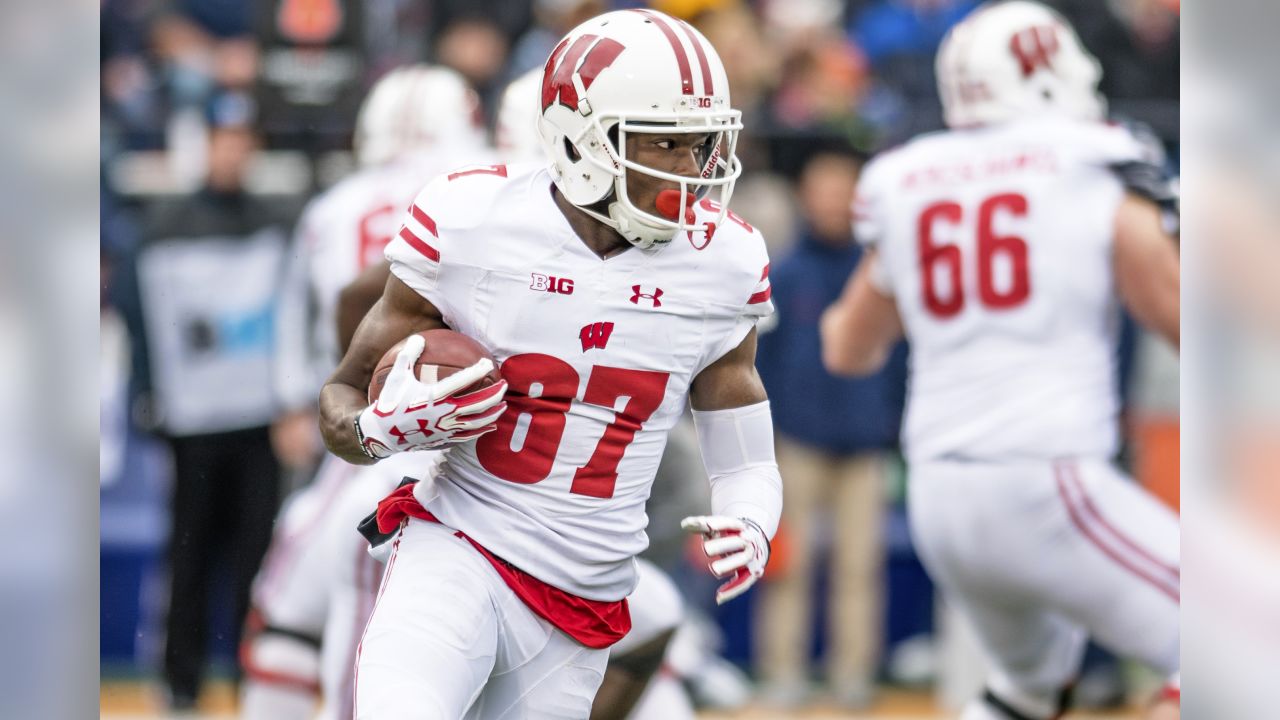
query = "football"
(367, 329, 501, 403)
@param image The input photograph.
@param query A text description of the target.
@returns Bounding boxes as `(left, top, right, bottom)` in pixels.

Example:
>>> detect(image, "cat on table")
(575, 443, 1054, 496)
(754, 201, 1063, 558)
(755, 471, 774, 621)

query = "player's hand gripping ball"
(355, 330, 507, 459)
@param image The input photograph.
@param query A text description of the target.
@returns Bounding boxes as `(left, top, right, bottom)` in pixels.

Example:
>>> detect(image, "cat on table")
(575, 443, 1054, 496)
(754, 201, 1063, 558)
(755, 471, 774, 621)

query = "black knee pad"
(982, 683, 1073, 720)
(607, 629, 674, 679)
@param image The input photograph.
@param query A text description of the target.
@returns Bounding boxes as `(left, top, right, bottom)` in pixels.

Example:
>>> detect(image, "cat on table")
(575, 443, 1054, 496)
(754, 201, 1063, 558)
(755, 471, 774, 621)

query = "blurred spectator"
(102, 0, 167, 150)
(429, 0, 535, 47)
(428, 1, 533, 120)
(102, 0, 259, 152)
(509, 0, 609, 77)
(362, 0, 432, 79)
(690, 2, 781, 169)
(1052, 0, 1179, 142)
(846, 0, 979, 142)
(769, 31, 876, 163)
(753, 147, 906, 709)
(432, 17, 514, 122)
(649, 0, 736, 21)
(150, 0, 259, 102)
(758, 0, 845, 36)
(112, 92, 296, 711)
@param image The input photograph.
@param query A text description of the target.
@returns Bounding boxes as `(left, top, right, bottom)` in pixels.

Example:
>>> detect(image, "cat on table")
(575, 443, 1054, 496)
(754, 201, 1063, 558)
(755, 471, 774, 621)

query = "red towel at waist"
(374, 483, 630, 649)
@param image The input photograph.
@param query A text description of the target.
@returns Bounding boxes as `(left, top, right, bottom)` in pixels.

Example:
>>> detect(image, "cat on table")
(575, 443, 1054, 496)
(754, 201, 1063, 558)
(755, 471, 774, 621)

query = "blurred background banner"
(255, 0, 366, 152)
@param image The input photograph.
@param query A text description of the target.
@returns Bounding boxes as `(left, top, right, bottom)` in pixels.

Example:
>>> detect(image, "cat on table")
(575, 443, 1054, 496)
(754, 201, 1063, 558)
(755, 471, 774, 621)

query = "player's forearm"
(695, 401, 783, 538)
(820, 304, 893, 376)
(319, 381, 376, 465)
(1114, 194, 1181, 349)
(821, 259, 903, 376)
(338, 261, 394, 354)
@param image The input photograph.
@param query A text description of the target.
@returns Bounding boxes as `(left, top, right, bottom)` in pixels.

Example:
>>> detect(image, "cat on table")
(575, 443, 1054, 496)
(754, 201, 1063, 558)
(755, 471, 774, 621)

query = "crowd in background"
(99, 0, 1180, 712)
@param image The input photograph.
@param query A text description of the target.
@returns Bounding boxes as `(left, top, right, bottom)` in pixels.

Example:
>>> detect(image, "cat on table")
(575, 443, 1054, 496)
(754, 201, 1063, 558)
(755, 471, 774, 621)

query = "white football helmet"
(537, 9, 743, 249)
(354, 65, 487, 166)
(936, 1, 1105, 129)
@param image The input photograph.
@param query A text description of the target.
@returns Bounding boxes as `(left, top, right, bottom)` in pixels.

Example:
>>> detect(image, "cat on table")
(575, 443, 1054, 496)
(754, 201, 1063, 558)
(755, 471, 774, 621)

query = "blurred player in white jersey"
(240, 65, 491, 719)
(821, 3, 1180, 720)
(319, 9, 783, 718)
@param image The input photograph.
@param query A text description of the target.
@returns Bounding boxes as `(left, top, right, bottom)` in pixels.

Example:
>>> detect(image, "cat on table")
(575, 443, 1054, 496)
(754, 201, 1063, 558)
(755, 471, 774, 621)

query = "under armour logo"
(1009, 25, 1060, 78)
(579, 322, 614, 352)
(388, 419, 435, 446)
(630, 285, 663, 307)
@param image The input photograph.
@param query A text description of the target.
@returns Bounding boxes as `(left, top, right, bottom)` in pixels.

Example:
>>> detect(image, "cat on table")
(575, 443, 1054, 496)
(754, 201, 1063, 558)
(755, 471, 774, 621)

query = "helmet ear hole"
(563, 137, 581, 162)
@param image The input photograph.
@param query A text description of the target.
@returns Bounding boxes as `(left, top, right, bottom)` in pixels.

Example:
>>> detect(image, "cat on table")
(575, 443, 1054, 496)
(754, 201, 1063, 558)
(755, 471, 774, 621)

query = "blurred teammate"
(821, 3, 1180, 719)
(239, 65, 490, 719)
(319, 10, 782, 718)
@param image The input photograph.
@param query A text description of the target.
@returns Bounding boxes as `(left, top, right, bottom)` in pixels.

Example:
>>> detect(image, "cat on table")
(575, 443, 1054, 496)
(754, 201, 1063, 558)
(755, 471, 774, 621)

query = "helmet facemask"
(557, 109, 744, 249)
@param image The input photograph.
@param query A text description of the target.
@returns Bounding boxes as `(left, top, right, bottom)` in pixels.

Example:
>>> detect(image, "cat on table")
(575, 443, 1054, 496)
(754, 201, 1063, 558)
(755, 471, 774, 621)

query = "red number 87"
(475, 354, 670, 499)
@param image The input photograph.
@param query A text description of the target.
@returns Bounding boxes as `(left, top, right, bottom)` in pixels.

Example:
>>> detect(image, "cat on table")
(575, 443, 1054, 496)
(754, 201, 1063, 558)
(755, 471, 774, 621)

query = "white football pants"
(355, 518, 610, 719)
(908, 458, 1178, 719)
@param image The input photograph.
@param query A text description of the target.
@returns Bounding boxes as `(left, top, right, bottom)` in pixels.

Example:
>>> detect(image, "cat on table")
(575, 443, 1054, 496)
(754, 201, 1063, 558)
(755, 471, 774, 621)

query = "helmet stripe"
(635, 9, 693, 96)
(676, 20, 713, 95)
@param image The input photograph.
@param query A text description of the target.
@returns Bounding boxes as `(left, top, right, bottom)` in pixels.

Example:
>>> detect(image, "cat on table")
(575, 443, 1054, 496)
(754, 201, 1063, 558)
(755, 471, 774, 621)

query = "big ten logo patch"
(530, 273, 575, 295)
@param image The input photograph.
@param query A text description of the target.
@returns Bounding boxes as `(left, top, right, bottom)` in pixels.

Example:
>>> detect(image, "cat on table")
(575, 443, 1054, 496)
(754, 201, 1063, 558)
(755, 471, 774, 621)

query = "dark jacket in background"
(757, 226, 908, 455)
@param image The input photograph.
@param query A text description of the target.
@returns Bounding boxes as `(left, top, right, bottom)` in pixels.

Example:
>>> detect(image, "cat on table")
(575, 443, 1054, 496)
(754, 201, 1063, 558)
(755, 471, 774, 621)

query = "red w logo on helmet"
(1009, 25, 1061, 78)
(541, 35, 626, 112)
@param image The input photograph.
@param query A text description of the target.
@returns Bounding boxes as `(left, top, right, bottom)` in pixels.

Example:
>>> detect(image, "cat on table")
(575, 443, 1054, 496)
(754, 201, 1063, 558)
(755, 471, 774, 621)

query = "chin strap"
(607, 201, 676, 248)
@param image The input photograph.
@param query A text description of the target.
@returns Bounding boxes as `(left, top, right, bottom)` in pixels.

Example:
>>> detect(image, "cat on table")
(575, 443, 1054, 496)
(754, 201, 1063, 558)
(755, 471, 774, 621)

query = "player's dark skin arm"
(319, 274, 446, 464)
(336, 260, 393, 354)
(689, 326, 769, 410)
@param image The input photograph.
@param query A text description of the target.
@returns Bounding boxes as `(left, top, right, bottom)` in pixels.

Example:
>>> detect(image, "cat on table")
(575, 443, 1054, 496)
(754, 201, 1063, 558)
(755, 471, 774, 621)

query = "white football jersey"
(386, 163, 773, 600)
(274, 150, 496, 410)
(856, 119, 1153, 464)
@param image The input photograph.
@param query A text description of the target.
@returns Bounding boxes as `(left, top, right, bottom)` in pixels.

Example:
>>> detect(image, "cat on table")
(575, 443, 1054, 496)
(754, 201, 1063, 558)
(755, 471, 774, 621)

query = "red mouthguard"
(655, 189, 696, 224)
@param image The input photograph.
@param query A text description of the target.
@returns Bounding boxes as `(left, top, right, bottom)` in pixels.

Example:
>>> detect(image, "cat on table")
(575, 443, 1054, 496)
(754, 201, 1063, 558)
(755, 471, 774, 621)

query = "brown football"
(367, 329, 501, 403)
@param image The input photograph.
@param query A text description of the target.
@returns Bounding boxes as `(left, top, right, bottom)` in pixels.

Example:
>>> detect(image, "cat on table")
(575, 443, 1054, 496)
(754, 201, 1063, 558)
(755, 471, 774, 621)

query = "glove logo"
(388, 419, 438, 446)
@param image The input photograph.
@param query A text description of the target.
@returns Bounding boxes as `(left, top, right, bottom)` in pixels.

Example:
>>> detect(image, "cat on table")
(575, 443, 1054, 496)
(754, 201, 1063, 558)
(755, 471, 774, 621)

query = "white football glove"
(355, 334, 508, 459)
(681, 515, 771, 604)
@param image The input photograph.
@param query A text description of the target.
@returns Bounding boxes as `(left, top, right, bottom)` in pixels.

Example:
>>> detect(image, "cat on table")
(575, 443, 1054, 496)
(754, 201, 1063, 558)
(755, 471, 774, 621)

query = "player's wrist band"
(353, 412, 378, 460)
(741, 517, 771, 557)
